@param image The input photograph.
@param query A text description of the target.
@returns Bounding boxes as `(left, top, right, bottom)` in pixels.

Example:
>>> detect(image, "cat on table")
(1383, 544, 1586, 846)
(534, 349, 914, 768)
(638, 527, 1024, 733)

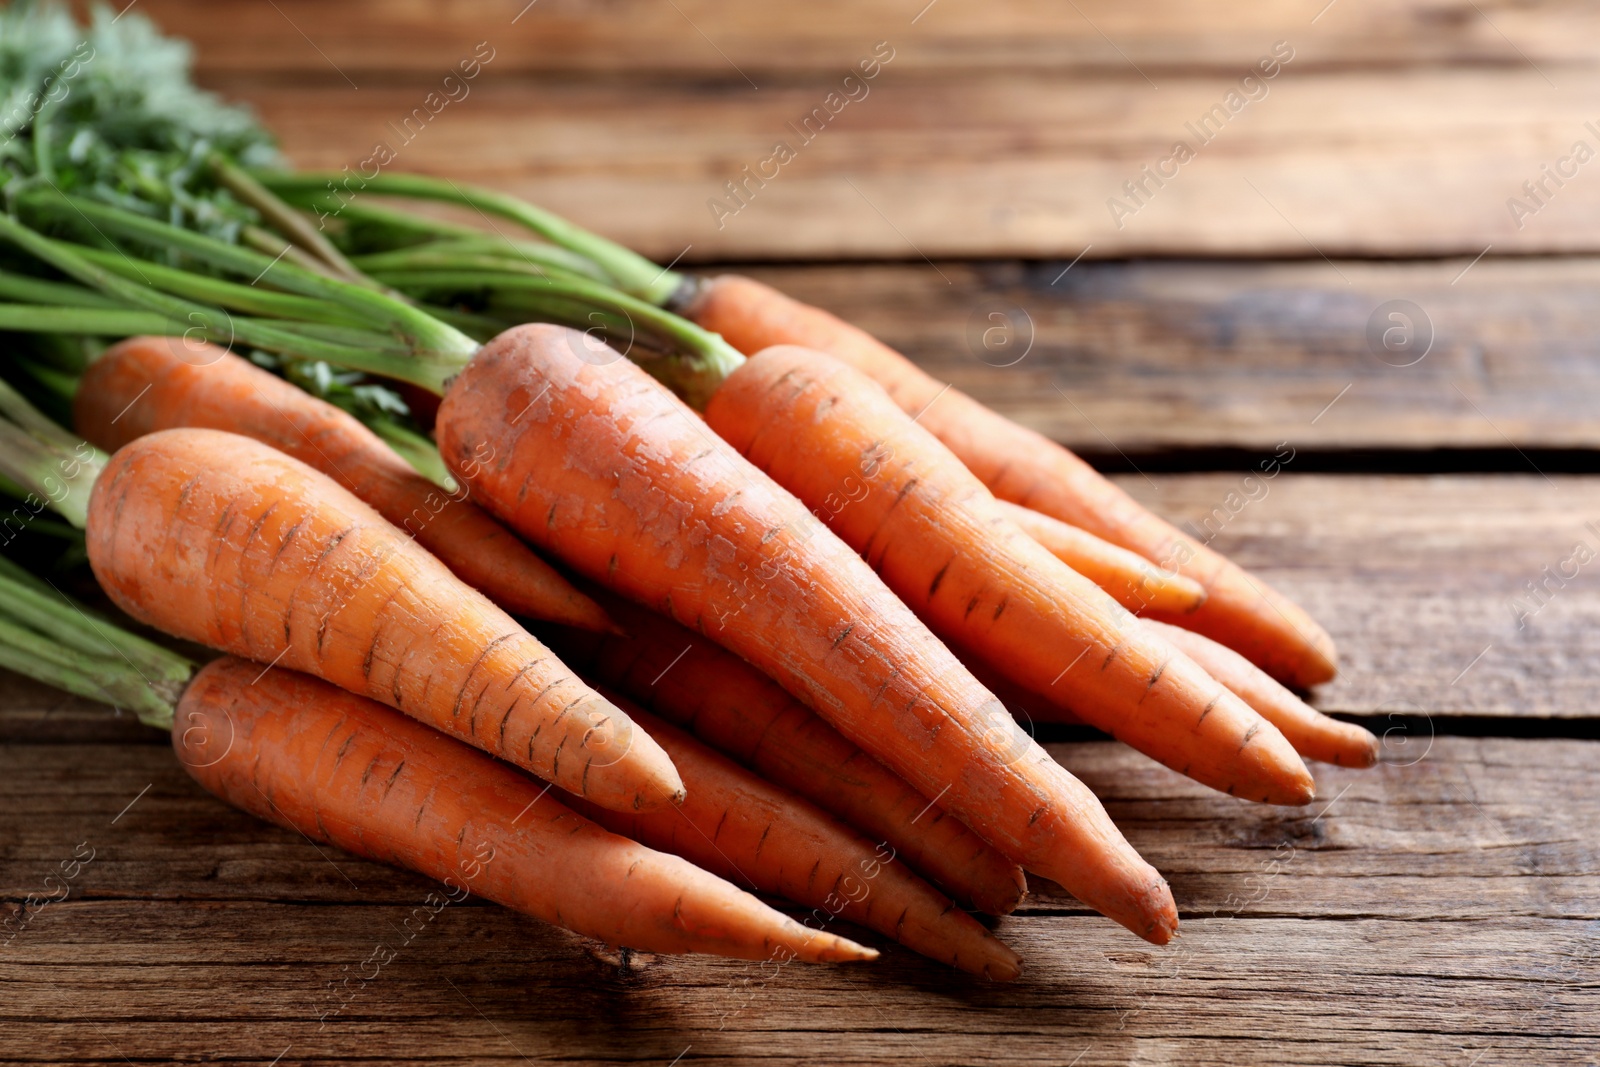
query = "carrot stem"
(350, 243, 607, 284)
(0, 422, 100, 528)
(209, 153, 368, 283)
(367, 418, 457, 491)
(0, 304, 183, 335)
(0, 557, 192, 692)
(254, 171, 673, 304)
(365, 267, 744, 407)
(73, 245, 374, 328)
(0, 270, 122, 309)
(239, 225, 353, 280)
(0, 571, 190, 730)
(17, 192, 477, 360)
(0, 377, 81, 452)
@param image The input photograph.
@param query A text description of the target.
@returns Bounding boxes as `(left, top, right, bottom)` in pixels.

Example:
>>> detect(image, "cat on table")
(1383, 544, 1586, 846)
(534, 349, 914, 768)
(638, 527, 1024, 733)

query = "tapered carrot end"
(1281, 763, 1317, 807)
(1164, 573, 1209, 614)
(1230, 712, 1317, 806)
(1130, 873, 1180, 946)
(1341, 723, 1381, 768)
(973, 936, 1025, 982)
(579, 696, 689, 814)
(785, 929, 879, 964)
(1300, 720, 1380, 769)
(1297, 646, 1340, 688)
(972, 867, 1030, 917)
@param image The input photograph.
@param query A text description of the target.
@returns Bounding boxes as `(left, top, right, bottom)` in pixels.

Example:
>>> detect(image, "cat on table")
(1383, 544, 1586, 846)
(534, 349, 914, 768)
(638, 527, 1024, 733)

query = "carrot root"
(680, 274, 1337, 688)
(539, 589, 1029, 916)
(88, 427, 682, 813)
(995, 499, 1207, 616)
(1144, 619, 1378, 768)
(177, 657, 874, 963)
(570, 694, 1023, 979)
(707, 345, 1314, 809)
(434, 324, 1177, 944)
(75, 336, 613, 633)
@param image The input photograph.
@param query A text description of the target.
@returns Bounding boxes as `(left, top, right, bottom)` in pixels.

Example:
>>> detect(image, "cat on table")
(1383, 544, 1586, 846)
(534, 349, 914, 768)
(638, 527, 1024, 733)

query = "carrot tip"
(821, 939, 880, 963)
(980, 941, 1025, 982)
(1351, 728, 1381, 769)
(975, 871, 1030, 916)
(1286, 773, 1317, 807)
(985, 960, 1024, 982)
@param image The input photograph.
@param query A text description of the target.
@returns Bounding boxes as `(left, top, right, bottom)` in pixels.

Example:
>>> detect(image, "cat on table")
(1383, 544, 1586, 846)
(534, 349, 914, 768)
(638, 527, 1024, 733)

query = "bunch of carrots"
(0, 4, 1379, 978)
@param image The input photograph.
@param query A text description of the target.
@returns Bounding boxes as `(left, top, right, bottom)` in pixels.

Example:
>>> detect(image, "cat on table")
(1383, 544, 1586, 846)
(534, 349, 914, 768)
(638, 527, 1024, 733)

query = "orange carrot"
(178, 656, 873, 963)
(435, 323, 1177, 944)
(87, 427, 682, 813)
(994, 499, 1207, 616)
(74, 335, 612, 633)
(1142, 619, 1377, 767)
(540, 589, 1028, 916)
(705, 345, 1314, 806)
(679, 274, 1338, 688)
(567, 692, 1023, 979)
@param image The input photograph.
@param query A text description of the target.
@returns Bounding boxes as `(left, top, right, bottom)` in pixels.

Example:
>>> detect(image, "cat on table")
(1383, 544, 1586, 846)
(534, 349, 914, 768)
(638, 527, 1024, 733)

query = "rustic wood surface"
(236, 70, 1600, 260)
(4, 719, 1596, 1067)
(732, 259, 1600, 453)
(9, 1, 1600, 1063)
(122, 0, 1600, 258)
(137, 0, 1600, 259)
(136, 0, 1600, 77)
(5, 470, 1599, 1064)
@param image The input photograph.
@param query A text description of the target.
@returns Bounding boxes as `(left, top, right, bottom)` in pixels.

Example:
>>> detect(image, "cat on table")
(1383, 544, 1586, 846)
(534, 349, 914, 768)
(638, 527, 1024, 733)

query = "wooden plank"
(2, 738, 1595, 1065)
(131, 0, 1600, 77)
(0, 474, 1594, 728)
(240, 70, 1600, 260)
(733, 258, 1600, 453)
(1112, 474, 1600, 719)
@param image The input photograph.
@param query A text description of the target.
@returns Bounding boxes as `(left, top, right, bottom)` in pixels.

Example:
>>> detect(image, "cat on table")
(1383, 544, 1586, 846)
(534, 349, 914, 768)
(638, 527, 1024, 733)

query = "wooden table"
(5, 3, 1599, 1064)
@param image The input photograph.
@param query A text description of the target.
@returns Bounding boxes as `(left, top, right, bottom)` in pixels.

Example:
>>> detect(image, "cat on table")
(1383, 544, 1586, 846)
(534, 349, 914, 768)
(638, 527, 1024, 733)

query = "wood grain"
(1110, 474, 1600, 719)
(731, 258, 1600, 453)
(233, 69, 1600, 260)
(134, 0, 1600, 76)
(2, 737, 1594, 1066)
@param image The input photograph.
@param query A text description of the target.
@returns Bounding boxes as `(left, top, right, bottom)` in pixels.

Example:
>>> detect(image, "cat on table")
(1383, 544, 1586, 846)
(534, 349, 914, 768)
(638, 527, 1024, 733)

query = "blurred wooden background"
(7, 3, 1600, 1066)
(147, 0, 1600, 259)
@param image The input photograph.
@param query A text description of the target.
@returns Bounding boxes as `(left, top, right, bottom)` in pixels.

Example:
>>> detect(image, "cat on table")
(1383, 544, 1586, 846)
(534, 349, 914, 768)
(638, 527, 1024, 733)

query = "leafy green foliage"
(0, 0, 278, 239)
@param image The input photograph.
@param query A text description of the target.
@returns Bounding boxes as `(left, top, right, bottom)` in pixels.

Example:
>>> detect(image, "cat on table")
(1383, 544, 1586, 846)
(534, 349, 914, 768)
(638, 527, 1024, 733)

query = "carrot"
(539, 589, 1028, 916)
(994, 499, 1207, 616)
(678, 274, 1338, 689)
(87, 427, 683, 813)
(178, 656, 874, 963)
(434, 323, 1178, 944)
(1141, 619, 1377, 767)
(704, 345, 1314, 807)
(73, 335, 613, 633)
(567, 692, 1023, 979)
